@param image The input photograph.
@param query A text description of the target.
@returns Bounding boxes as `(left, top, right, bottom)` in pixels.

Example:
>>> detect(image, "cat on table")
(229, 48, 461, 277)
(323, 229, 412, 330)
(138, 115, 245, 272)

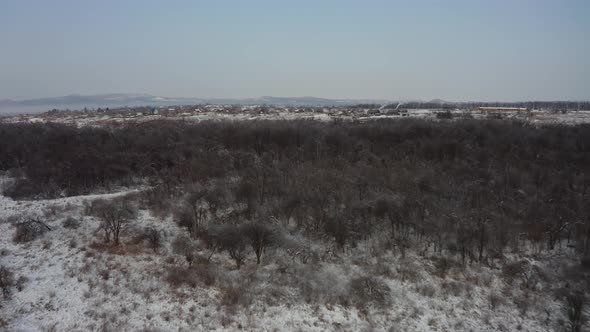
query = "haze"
(1, 0, 589, 102)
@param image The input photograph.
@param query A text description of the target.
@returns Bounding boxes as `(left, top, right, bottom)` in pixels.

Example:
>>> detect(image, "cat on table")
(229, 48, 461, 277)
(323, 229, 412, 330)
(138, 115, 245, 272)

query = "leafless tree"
(243, 222, 275, 265)
(177, 189, 207, 238)
(89, 198, 136, 245)
(215, 225, 248, 269)
(145, 227, 162, 253)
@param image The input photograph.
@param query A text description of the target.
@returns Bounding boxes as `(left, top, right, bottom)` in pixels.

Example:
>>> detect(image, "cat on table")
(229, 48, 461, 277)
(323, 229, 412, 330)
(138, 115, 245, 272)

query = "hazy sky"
(1, 0, 589, 101)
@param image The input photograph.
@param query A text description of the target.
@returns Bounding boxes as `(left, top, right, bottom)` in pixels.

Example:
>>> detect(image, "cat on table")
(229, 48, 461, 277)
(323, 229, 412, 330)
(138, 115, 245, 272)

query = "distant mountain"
(427, 99, 448, 104)
(0, 93, 196, 108)
(0, 94, 393, 114)
(231, 96, 392, 106)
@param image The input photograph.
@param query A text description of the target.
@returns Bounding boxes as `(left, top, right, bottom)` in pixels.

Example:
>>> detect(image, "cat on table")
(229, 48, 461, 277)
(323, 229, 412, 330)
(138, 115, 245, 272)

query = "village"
(3, 103, 590, 127)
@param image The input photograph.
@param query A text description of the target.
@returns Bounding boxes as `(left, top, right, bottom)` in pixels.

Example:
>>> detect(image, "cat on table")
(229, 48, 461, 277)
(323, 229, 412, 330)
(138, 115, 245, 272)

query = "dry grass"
(167, 264, 216, 289)
(88, 241, 152, 256)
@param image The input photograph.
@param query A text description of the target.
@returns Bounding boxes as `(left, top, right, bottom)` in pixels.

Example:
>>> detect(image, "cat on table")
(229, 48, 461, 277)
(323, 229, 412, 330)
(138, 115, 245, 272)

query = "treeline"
(1, 119, 589, 262)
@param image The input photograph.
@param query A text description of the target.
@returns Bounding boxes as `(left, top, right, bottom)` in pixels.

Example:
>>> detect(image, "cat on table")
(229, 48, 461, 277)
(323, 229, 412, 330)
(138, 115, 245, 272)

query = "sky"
(0, 0, 589, 102)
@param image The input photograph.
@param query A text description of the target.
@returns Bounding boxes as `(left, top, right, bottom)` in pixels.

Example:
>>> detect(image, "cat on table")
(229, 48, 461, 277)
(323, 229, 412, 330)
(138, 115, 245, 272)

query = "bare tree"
(204, 187, 226, 217)
(177, 189, 207, 238)
(89, 198, 136, 245)
(374, 198, 403, 239)
(236, 179, 257, 217)
(145, 227, 162, 253)
(243, 222, 275, 265)
(215, 225, 248, 269)
(324, 215, 349, 252)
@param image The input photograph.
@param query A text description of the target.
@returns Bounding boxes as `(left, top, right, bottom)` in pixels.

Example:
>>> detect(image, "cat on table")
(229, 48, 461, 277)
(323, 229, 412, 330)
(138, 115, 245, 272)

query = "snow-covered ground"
(0, 174, 581, 331)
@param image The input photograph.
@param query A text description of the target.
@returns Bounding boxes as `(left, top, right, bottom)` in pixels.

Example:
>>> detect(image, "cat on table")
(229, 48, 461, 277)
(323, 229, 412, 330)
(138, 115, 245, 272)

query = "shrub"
(198, 265, 217, 287)
(296, 266, 349, 305)
(139, 187, 173, 219)
(514, 293, 531, 315)
(41, 240, 52, 250)
(479, 272, 494, 287)
(62, 217, 80, 229)
(416, 283, 437, 297)
(442, 280, 471, 298)
(99, 270, 110, 281)
(565, 292, 587, 332)
(167, 267, 198, 289)
(166, 264, 216, 289)
(489, 292, 506, 310)
(172, 235, 198, 267)
(15, 276, 28, 292)
(436, 111, 453, 119)
(217, 275, 254, 308)
(134, 227, 162, 253)
(212, 225, 248, 269)
(486, 113, 504, 120)
(503, 260, 528, 281)
(0, 266, 14, 300)
(13, 218, 50, 243)
(349, 276, 391, 308)
(398, 259, 422, 282)
(220, 285, 242, 307)
(433, 257, 454, 278)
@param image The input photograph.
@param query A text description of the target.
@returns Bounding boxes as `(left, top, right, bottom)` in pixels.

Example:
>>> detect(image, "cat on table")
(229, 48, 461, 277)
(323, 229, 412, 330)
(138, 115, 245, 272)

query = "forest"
(1, 118, 589, 330)
(1, 119, 590, 259)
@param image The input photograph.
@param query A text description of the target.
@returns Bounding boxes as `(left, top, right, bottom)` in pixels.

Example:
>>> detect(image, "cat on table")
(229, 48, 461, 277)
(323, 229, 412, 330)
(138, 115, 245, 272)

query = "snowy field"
(0, 174, 582, 331)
